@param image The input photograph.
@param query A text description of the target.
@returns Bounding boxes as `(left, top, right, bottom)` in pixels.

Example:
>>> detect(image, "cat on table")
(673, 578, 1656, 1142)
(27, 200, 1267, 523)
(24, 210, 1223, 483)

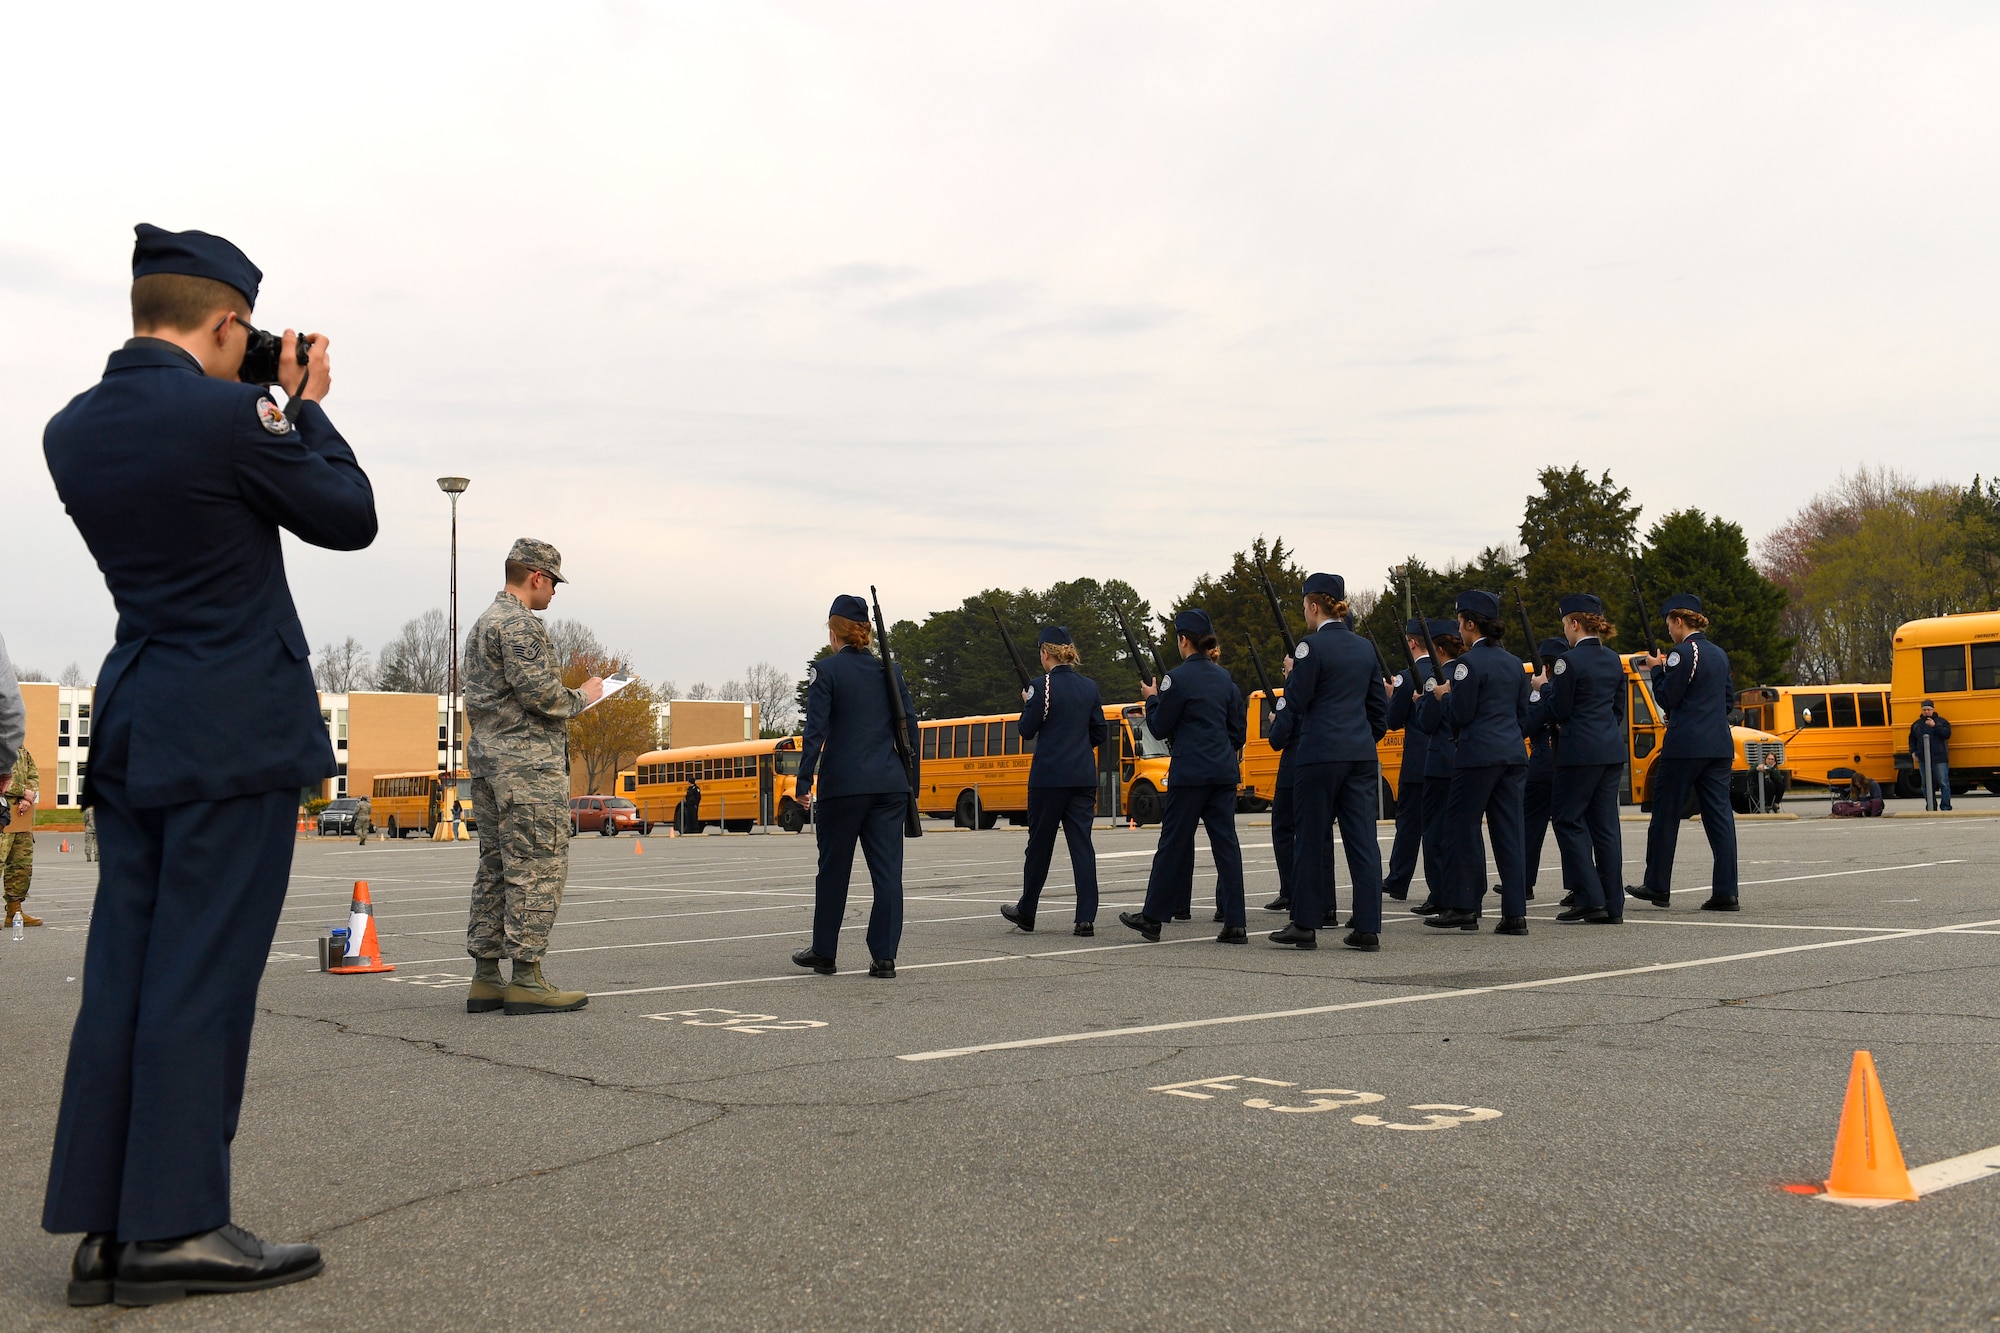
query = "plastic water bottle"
(11, 914, 22, 942)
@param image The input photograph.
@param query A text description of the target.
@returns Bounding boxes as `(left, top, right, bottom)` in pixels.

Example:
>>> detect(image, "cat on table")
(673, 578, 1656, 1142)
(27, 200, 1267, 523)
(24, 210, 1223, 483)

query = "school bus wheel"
(777, 798, 808, 833)
(1128, 781, 1162, 826)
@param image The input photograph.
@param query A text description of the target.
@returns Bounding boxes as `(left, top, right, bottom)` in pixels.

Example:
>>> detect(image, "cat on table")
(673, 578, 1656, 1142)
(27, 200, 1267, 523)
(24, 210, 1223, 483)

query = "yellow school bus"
(1733, 686, 1896, 788)
(630, 737, 805, 832)
(1890, 610, 2000, 796)
(915, 706, 1175, 826)
(1238, 688, 1405, 811)
(371, 769, 470, 839)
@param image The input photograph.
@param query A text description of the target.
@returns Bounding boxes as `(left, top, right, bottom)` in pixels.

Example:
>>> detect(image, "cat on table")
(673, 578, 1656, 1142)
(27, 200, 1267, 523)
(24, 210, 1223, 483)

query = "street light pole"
(438, 477, 470, 836)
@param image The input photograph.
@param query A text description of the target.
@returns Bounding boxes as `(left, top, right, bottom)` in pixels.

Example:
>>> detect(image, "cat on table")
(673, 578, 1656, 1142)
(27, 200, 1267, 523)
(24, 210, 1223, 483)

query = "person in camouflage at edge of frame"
(461, 538, 603, 1016)
(3, 747, 41, 927)
(83, 806, 98, 862)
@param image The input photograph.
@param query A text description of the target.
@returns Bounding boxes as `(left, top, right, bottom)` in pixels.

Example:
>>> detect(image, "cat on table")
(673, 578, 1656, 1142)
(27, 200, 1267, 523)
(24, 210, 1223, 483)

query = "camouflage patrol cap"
(507, 537, 567, 584)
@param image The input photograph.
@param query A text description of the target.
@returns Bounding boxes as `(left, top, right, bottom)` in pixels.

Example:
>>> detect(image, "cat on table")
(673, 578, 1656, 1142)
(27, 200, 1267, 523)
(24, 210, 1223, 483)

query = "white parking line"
(896, 916, 2000, 1062)
(1813, 1142, 2000, 1208)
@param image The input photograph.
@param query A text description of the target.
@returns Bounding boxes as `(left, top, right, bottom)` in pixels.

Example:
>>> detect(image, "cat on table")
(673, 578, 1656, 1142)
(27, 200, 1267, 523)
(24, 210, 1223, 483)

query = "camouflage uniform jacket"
(4, 747, 38, 805)
(463, 592, 585, 777)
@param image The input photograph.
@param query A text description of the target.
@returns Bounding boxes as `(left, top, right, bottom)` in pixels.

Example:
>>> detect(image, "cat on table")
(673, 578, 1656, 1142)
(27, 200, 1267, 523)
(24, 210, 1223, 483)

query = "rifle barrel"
(988, 603, 1032, 690)
(869, 586, 924, 839)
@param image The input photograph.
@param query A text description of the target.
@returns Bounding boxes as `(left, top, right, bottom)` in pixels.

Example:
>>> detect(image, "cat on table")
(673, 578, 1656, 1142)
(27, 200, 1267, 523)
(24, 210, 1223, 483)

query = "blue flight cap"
(1037, 625, 1072, 646)
(1662, 593, 1704, 616)
(1402, 617, 1426, 639)
(1427, 619, 1458, 640)
(131, 223, 262, 307)
(1537, 637, 1568, 662)
(1558, 593, 1602, 618)
(829, 594, 868, 621)
(1303, 572, 1345, 599)
(1173, 608, 1213, 638)
(1455, 590, 1500, 620)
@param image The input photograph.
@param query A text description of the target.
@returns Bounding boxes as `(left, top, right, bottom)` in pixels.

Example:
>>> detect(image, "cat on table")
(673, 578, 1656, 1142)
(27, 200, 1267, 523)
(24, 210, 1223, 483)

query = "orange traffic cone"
(328, 880, 397, 974)
(1824, 1051, 1917, 1201)
(61, 839, 71, 852)
(633, 840, 644, 855)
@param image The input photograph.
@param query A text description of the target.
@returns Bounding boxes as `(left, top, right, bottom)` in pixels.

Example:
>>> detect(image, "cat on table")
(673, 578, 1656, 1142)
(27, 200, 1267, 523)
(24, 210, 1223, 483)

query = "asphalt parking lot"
(4, 801, 1998, 1331)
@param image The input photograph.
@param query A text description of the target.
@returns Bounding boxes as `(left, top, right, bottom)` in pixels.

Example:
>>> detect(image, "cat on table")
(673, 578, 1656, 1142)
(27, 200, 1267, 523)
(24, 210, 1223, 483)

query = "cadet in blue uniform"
(1546, 595, 1627, 923)
(1409, 621, 1463, 916)
(1627, 594, 1739, 912)
(1426, 591, 1531, 935)
(1120, 610, 1248, 942)
(41, 225, 374, 1304)
(1001, 626, 1108, 936)
(1268, 574, 1389, 952)
(1380, 618, 1434, 903)
(792, 595, 921, 976)
(1520, 636, 1569, 903)
(1261, 686, 1336, 924)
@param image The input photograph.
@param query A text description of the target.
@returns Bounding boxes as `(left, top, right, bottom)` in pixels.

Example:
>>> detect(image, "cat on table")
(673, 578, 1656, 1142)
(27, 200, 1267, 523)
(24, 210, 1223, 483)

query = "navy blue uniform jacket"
(1649, 633, 1733, 760)
(1446, 639, 1530, 768)
(1281, 621, 1388, 764)
(1414, 687, 1458, 779)
(1145, 656, 1245, 788)
(797, 645, 921, 798)
(1548, 638, 1626, 767)
(1525, 686, 1557, 780)
(1385, 655, 1434, 779)
(1019, 665, 1108, 788)
(44, 342, 376, 808)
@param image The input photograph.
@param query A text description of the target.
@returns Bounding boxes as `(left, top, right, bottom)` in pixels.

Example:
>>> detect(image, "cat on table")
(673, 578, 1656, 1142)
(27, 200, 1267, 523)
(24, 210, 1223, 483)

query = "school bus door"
(1624, 670, 1665, 805)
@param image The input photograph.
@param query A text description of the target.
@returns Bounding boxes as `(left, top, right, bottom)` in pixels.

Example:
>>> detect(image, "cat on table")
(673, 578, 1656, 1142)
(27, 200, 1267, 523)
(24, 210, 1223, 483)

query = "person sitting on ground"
(1827, 768, 1884, 818)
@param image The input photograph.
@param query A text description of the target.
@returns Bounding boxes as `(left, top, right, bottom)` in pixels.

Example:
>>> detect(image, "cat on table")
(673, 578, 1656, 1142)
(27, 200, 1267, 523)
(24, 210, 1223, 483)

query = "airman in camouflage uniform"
(83, 805, 98, 862)
(461, 538, 602, 1015)
(3, 747, 40, 927)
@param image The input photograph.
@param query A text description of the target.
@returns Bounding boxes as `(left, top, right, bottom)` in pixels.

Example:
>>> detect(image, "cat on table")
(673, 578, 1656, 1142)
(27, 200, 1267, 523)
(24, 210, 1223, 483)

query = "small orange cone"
(1823, 1050, 1917, 1201)
(61, 839, 71, 852)
(633, 840, 644, 855)
(328, 880, 396, 974)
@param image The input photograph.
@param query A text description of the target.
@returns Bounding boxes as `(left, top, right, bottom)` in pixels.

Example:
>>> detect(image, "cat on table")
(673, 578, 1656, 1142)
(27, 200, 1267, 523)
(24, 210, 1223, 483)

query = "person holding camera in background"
(38, 224, 376, 1306)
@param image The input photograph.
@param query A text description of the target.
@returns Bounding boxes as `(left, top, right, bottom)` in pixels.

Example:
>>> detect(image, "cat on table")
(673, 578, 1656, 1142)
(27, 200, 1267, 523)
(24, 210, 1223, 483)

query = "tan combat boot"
(5, 901, 38, 927)
(466, 958, 506, 1014)
(503, 960, 588, 1015)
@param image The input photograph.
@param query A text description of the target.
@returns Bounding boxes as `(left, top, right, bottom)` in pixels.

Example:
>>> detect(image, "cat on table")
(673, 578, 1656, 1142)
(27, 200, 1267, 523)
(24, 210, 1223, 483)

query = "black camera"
(238, 324, 311, 386)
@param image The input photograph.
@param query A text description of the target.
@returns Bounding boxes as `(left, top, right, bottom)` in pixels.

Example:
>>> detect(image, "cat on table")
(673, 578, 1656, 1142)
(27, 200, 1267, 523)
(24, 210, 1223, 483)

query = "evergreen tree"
(1639, 509, 1794, 685)
(1357, 546, 1525, 667)
(1172, 536, 1309, 702)
(1518, 464, 1642, 642)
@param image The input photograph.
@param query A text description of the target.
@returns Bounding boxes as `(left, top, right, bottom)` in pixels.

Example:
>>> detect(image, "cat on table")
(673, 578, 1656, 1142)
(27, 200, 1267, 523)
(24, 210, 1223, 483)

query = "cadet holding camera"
(39, 224, 375, 1306)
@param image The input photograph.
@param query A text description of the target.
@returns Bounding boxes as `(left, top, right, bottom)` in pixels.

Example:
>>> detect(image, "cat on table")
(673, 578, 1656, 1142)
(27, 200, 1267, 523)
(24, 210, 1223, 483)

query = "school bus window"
(1923, 645, 1967, 694)
(1859, 693, 1886, 727)
(1973, 642, 2000, 690)
(922, 728, 937, 761)
(774, 750, 801, 775)
(1629, 683, 1654, 727)
(1003, 721, 1020, 755)
(1794, 693, 1829, 728)
(1831, 694, 1858, 728)
(947, 724, 963, 758)
(969, 724, 986, 758)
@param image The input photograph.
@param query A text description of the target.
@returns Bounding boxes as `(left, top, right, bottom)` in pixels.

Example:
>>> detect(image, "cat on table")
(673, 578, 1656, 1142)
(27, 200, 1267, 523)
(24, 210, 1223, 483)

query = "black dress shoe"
(1525, 887, 1535, 901)
(1216, 925, 1247, 943)
(1424, 909, 1480, 931)
(1119, 911, 1161, 942)
(1412, 898, 1443, 916)
(1000, 903, 1035, 932)
(1384, 884, 1409, 901)
(1591, 915, 1623, 925)
(1172, 911, 1192, 922)
(1262, 896, 1292, 912)
(1627, 885, 1670, 909)
(1212, 908, 1226, 923)
(113, 1224, 322, 1306)
(1555, 905, 1610, 923)
(1698, 897, 1740, 912)
(1343, 930, 1380, 952)
(69, 1232, 115, 1306)
(791, 948, 837, 975)
(1559, 891, 1578, 907)
(1073, 921, 1094, 937)
(1268, 923, 1317, 949)
(868, 958, 895, 978)
(1320, 915, 1340, 931)
(1493, 916, 1529, 936)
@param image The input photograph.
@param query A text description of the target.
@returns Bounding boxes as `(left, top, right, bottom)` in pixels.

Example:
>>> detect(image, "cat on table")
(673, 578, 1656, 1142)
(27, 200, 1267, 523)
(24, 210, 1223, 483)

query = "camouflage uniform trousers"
(84, 807, 98, 862)
(466, 768, 571, 963)
(2, 829, 32, 914)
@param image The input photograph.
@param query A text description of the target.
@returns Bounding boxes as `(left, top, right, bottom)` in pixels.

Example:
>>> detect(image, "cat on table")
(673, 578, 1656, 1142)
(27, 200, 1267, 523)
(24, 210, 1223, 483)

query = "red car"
(569, 795, 649, 836)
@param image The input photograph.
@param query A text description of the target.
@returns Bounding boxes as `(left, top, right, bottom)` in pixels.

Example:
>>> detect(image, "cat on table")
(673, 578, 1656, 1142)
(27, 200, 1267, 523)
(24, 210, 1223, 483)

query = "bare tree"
(58, 662, 87, 686)
(15, 667, 48, 683)
(683, 681, 715, 700)
(314, 636, 375, 692)
(724, 662, 798, 734)
(547, 619, 606, 676)
(563, 647, 661, 794)
(376, 609, 450, 693)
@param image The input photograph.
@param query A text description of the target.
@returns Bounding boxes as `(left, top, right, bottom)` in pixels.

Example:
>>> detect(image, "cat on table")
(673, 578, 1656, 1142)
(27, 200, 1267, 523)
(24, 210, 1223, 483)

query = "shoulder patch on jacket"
(807, 665, 818, 686)
(1274, 696, 1286, 710)
(1454, 663, 1469, 681)
(1530, 690, 1542, 702)
(1667, 651, 1681, 668)
(1553, 658, 1567, 676)
(1159, 674, 1172, 691)
(255, 396, 292, 434)
(1294, 641, 1310, 659)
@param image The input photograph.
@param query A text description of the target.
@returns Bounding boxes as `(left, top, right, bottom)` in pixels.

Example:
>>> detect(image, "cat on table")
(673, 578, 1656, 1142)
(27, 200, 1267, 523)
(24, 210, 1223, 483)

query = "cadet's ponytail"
(829, 615, 872, 649)
(1571, 612, 1617, 641)
(1195, 633, 1221, 663)
(1041, 643, 1080, 667)
(1433, 633, 1465, 660)
(1668, 610, 1710, 633)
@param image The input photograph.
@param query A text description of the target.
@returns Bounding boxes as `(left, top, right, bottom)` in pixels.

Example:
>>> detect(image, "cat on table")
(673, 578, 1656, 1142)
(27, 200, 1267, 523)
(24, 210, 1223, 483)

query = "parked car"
(570, 795, 650, 836)
(318, 797, 373, 837)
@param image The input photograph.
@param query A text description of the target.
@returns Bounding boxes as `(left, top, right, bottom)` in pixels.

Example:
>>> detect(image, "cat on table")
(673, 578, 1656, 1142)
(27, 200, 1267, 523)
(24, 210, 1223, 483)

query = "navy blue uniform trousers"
(1523, 778, 1553, 892)
(1291, 761, 1384, 933)
(1418, 777, 1452, 905)
(810, 792, 906, 961)
(1643, 757, 1739, 901)
(1382, 776, 1424, 897)
(1553, 763, 1624, 916)
(1142, 784, 1245, 927)
(42, 715, 298, 1241)
(1020, 786, 1100, 922)
(1445, 764, 1527, 919)
(1270, 783, 1334, 911)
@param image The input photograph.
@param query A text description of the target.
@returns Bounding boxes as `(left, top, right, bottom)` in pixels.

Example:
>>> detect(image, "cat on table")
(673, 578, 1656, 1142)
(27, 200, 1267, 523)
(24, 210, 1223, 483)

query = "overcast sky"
(4, 2, 1995, 689)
